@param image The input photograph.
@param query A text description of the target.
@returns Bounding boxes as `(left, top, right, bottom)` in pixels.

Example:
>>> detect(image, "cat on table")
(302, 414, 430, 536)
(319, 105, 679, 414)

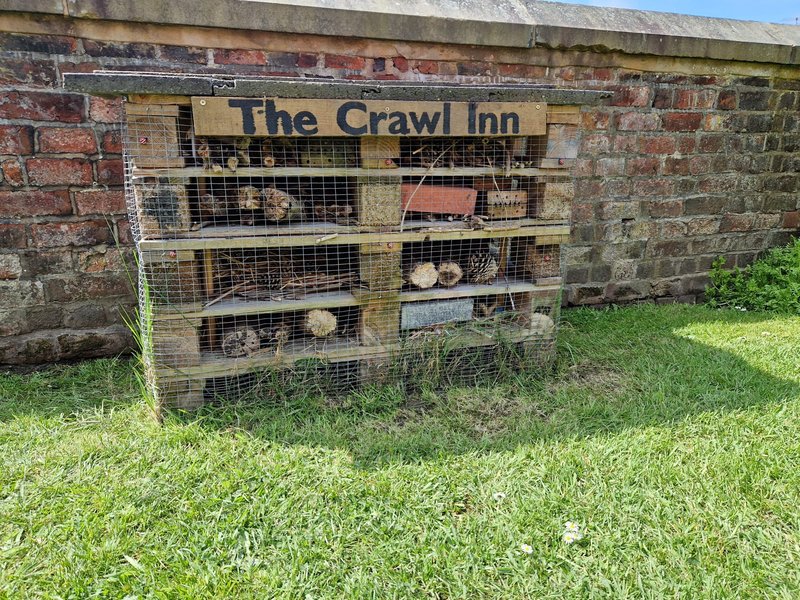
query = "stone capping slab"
(4, 0, 800, 65)
(63, 72, 612, 104)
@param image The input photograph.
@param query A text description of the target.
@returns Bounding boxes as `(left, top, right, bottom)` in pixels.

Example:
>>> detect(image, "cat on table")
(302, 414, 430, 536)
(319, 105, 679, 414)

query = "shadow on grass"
(183, 305, 800, 469)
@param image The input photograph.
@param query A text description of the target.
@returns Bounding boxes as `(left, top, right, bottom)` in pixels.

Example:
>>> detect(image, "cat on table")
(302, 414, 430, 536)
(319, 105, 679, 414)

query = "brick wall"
(0, 13, 798, 364)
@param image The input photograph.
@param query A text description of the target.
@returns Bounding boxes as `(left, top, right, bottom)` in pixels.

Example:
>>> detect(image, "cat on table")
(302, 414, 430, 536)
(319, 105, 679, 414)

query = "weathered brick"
(62, 302, 108, 328)
(625, 157, 660, 176)
(688, 156, 712, 175)
(0, 190, 71, 218)
(595, 157, 625, 176)
(0, 32, 78, 54)
(0, 224, 26, 248)
(652, 88, 673, 109)
(739, 91, 773, 111)
(639, 136, 676, 154)
(632, 179, 674, 197)
(673, 89, 716, 109)
(26, 158, 92, 186)
(38, 127, 97, 154)
(2, 159, 25, 186)
(211, 49, 266, 65)
(43, 274, 131, 302)
(89, 97, 122, 123)
(457, 62, 492, 76)
(699, 175, 737, 193)
(716, 90, 737, 110)
(613, 135, 638, 153)
(609, 86, 651, 107)
(414, 60, 439, 74)
(116, 219, 133, 244)
(297, 53, 318, 68)
(74, 190, 126, 215)
(573, 158, 594, 177)
(101, 130, 123, 154)
(0, 125, 34, 155)
(159, 45, 208, 64)
(0, 91, 85, 122)
(616, 111, 661, 131)
(83, 39, 157, 59)
(580, 133, 611, 154)
(719, 213, 755, 232)
(324, 54, 366, 70)
(267, 52, 302, 69)
(390, 56, 408, 72)
(96, 159, 124, 185)
(57, 327, 132, 359)
(663, 157, 689, 175)
(783, 211, 800, 229)
(581, 110, 610, 130)
(598, 200, 638, 220)
(18, 249, 73, 277)
(686, 217, 719, 236)
(648, 200, 683, 218)
(31, 220, 111, 248)
(663, 112, 703, 132)
(0, 59, 57, 87)
(698, 134, 725, 153)
(0, 254, 22, 279)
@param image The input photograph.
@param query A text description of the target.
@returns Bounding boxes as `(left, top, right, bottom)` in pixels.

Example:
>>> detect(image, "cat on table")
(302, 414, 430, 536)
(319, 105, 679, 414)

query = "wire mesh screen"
(123, 98, 575, 409)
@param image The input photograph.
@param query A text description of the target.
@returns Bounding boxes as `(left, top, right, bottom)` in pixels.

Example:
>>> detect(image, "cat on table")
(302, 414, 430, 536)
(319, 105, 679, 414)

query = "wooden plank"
(155, 325, 541, 382)
(140, 249, 200, 305)
(139, 223, 572, 251)
(487, 190, 527, 219)
(132, 165, 568, 179)
(360, 137, 400, 169)
(128, 95, 192, 105)
(544, 123, 579, 160)
(151, 318, 202, 368)
(125, 103, 184, 169)
(360, 244, 403, 290)
(192, 97, 547, 137)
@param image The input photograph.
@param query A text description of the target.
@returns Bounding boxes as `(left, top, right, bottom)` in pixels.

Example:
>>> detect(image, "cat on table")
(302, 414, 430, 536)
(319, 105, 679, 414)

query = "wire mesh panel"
(123, 95, 577, 409)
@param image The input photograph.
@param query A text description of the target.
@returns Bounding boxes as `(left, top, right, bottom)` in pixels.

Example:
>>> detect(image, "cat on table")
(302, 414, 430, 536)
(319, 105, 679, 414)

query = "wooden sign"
(191, 97, 546, 137)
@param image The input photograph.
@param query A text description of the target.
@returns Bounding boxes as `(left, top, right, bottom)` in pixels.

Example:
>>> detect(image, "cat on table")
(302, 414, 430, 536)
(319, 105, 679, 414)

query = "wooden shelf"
(155, 325, 541, 382)
(140, 222, 570, 251)
(153, 279, 560, 321)
(131, 165, 571, 179)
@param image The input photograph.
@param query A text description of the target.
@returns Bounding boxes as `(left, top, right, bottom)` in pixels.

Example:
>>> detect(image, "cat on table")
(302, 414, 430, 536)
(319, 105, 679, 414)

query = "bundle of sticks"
(209, 251, 359, 304)
(402, 138, 513, 170)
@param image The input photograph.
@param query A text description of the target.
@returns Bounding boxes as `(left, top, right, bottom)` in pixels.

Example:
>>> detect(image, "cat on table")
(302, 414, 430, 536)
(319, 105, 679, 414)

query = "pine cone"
(467, 252, 499, 285)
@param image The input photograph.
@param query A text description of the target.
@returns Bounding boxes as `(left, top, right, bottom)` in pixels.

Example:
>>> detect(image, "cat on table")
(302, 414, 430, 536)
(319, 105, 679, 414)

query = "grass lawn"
(1, 304, 799, 598)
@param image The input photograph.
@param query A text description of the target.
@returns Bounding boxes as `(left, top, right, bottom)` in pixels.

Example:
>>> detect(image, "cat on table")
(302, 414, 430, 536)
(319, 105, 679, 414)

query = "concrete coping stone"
(3, 0, 800, 66)
(64, 72, 612, 104)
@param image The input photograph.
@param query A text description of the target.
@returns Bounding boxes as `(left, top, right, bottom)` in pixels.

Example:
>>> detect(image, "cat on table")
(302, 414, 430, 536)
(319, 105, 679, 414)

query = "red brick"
(297, 53, 318, 68)
(582, 111, 610, 130)
(783, 211, 800, 229)
(609, 86, 651, 107)
(556, 66, 575, 81)
(89, 97, 122, 123)
(31, 220, 111, 248)
(324, 54, 366, 70)
(38, 127, 97, 154)
(96, 159, 124, 185)
(699, 175, 737, 193)
(592, 68, 614, 81)
(573, 158, 594, 177)
(613, 135, 638, 153)
(626, 157, 660, 176)
(2, 159, 25, 186)
(116, 219, 133, 245)
(415, 60, 438, 74)
(0, 125, 33, 155)
(717, 90, 736, 110)
(0, 91, 85, 122)
(687, 217, 720, 236)
(689, 156, 712, 175)
(674, 89, 717, 109)
(392, 56, 409, 72)
(74, 190, 126, 215)
(213, 49, 266, 65)
(676, 136, 697, 153)
(719, 213, 755, 233)
(102, 130, 123, 154)
(663, 112, 703, 132)
(0, 224, 26, 248)
(616, 112, 661, 131)
(595, 157, 625, 176)
(26, 158, 92, 186)
(639, 136, 676, 154)
(0, 190, 71, 218)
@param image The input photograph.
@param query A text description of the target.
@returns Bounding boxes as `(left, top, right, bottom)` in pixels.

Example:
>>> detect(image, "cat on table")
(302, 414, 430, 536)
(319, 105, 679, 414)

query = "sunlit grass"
(1, 304, 798, 597)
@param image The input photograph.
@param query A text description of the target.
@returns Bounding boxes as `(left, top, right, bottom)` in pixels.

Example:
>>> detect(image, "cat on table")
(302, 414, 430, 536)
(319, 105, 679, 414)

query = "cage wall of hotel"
(124, 97, 577, 409)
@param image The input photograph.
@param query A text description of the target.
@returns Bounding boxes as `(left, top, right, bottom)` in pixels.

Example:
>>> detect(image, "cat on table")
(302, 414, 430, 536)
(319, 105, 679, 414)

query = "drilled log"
(405, 262, 438, 289)
(221, 326, 261, 357)
(304, 309, 337, 338)
(437, 261, 463, 287)
(263, 188, 303, 221)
